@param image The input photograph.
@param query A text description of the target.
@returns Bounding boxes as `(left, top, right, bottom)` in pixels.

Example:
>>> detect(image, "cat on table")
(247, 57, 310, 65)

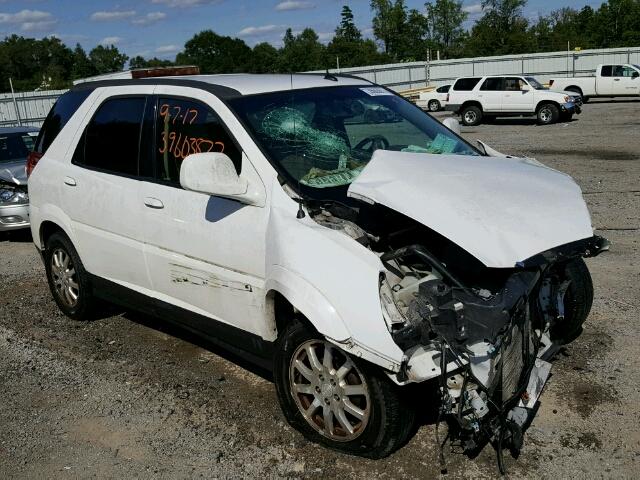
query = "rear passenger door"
(138, 87, 269, 338)
(596, 65, 614, 94)
(478, 77, 503, 112)
(61, 88, 154, 291)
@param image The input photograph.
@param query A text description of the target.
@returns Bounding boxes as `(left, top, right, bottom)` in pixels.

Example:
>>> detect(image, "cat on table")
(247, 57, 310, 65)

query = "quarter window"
(453, 78, 481, 91)
(155, 97, 241, 184)
(74, 97, 146, 176)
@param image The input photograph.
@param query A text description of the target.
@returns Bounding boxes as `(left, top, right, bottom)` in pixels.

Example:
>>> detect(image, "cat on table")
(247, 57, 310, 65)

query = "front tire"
(274, 320, 416, 459)
(460, 105, 482, 126)
(537, 103, 559, 125)
(550, 258, 594, 344)
(428, 99, 441, 112)
(44, 232, 99, 320)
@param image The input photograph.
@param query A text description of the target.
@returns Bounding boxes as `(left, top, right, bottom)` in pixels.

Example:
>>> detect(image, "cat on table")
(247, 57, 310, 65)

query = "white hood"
(348, 150, 594, 268)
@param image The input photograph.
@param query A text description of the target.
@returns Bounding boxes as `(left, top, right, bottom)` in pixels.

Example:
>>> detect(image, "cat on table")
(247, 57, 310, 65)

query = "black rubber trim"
(88, 273, 275, 370)
(71, 78, 243, 99)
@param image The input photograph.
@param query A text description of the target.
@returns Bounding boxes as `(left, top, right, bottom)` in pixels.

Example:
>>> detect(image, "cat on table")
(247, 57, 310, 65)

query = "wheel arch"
(264, 266, 351, 342)
(536, 100, 561, 113)
(461, 100, 483, 111)
(564, 85, 583, 96)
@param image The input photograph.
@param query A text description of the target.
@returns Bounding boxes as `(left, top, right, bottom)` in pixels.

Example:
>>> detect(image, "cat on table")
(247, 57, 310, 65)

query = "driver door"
(139, 87, 269, 338)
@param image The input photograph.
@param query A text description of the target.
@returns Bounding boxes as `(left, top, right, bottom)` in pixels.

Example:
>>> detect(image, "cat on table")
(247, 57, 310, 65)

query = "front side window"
(74, 97, 146, 176)
(229, 86, 478, 195)
(503, 78, 525, 91)
(154, 97, 241, 184)
(618, 66, 637, 77)
(436, 85, 450, 93)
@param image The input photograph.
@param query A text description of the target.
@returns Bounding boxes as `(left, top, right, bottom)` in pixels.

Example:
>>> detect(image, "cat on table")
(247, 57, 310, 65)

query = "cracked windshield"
(231, 86, 478, 189)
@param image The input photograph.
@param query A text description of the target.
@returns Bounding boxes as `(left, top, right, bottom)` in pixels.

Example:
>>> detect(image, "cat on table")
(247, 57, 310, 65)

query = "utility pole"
(9, 78, 22, 127)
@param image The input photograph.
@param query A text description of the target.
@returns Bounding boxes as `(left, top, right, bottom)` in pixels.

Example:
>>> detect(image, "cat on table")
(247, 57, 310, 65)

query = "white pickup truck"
(550, 64, 640, 102)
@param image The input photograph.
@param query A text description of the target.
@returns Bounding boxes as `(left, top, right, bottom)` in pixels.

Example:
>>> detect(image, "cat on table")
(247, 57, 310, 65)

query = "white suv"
(28, 73, 606, 468)
(446, 75, 581, 126)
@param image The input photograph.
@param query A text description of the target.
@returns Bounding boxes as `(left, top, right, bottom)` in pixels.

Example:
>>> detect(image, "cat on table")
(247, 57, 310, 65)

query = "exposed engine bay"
(309, 199, 608, 472)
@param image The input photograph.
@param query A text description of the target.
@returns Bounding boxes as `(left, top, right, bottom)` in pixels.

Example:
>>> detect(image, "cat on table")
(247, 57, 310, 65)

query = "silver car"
(0, 127, 38, 231)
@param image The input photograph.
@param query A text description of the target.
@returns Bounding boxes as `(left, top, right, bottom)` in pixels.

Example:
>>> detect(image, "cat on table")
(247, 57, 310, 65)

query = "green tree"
(129, 56, 174, 69)
(425, 0, 468, 57)
(370, 0, 408, 57)
(328, 5, 388, 68)
(279, 28, 327, 72)
(71, 44, 96, 80)
(465, 0, 533, 56)
(176, 30, 252, 73)
(336, 5, 361, 42)
(250, 42, 280, 73)
(89, 45, 129, 74)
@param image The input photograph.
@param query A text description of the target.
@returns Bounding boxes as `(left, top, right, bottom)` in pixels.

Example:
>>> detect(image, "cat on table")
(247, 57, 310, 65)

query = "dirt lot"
(1, 99, 639, 479)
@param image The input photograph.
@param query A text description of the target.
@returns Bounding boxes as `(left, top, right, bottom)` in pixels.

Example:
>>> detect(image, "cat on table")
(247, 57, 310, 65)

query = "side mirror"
(442, 117, 461, 135)
(521, 84, 531, 92)
(180, 152, 248, 198)
(633, 71, 639, 79)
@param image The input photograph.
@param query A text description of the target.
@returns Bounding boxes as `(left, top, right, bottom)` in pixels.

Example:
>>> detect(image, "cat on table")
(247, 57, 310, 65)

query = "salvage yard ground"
(1, 99, 639, 479)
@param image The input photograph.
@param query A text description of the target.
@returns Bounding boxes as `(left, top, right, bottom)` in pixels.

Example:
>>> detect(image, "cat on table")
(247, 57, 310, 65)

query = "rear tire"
(537, 103, 560, 125)
(460, 105, 482, 126)
(428, 99, 441, 112)
(550, 258, 594, 345)
(44, 232, 99, 320)
(274, 319, 416, 459)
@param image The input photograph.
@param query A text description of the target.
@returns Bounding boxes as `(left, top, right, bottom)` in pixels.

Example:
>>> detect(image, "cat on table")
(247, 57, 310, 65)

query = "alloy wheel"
(51, 248, 79, 307)
(289, 340, 370, 442)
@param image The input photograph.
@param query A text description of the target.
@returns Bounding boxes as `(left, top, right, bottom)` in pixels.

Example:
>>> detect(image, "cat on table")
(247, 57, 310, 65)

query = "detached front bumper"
(0, 202, 30, 231)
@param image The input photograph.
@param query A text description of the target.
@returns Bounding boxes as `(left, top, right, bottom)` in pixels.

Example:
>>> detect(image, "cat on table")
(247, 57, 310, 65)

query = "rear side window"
(35, 90, 92, 154)
(155, 97, 241, 184)
(453, 78, 481, 91)
(601, 65, 612, 77)
(73, 97, 146, 176)
(0, 134, 35, 162)
(480, 78, 503, 91)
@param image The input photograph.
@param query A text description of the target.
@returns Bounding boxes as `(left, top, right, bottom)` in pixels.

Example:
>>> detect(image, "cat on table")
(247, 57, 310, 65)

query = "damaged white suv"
(28, 73, 607, 470)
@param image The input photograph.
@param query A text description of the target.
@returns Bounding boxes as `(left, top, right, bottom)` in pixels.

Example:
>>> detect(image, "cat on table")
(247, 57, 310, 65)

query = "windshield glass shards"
(230, 86, 478, 193)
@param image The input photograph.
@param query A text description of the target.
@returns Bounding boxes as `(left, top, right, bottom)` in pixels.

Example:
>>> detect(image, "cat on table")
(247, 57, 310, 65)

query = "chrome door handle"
(144, 197, 164, 209)
(64, 176, 77, 186)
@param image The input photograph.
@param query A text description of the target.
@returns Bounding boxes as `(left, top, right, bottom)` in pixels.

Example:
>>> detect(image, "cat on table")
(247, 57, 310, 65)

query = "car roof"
(0, 126, 39, 134)
(71, 73, 374, 99)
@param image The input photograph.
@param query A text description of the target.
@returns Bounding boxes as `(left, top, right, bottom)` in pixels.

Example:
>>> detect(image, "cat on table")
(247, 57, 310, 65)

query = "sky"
(0, 0, 603, 60)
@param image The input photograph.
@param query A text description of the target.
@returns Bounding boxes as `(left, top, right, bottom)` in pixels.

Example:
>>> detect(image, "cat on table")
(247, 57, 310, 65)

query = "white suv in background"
(446, 75, 581, 126)
(27, 72, 605, 469)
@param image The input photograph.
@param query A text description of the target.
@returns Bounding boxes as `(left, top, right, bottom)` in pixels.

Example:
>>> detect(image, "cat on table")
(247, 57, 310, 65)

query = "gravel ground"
(1, 99, 639, 479)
